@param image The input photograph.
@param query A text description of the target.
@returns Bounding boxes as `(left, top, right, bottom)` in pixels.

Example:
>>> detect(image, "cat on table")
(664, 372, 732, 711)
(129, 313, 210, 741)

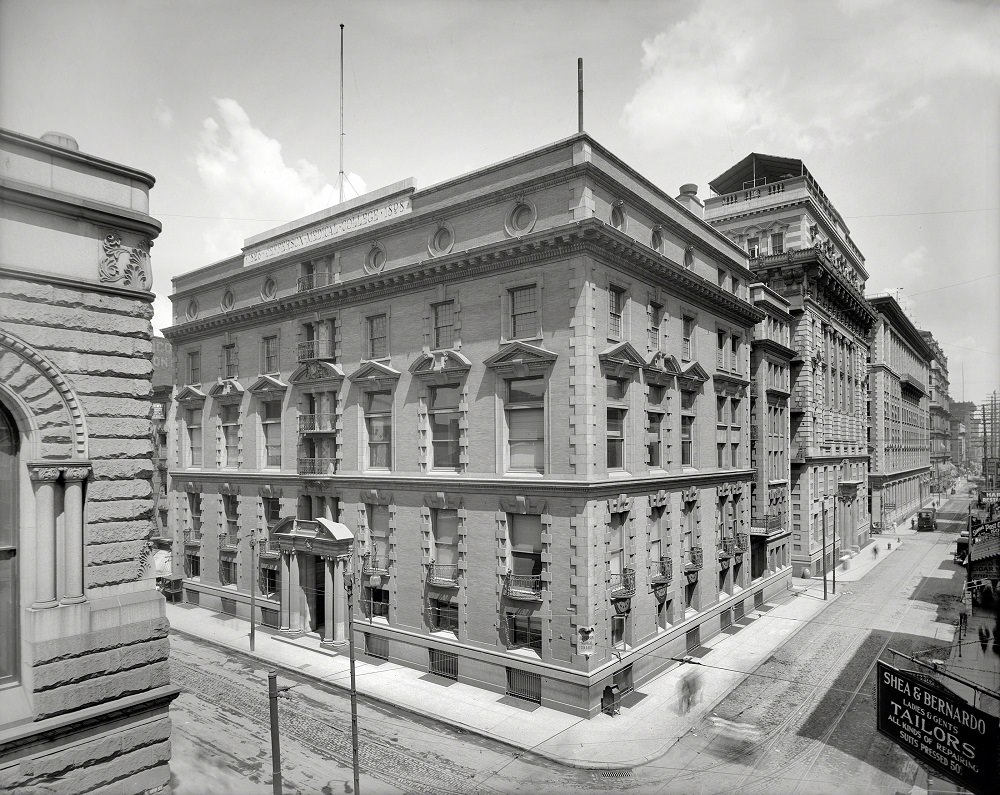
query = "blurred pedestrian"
(872, 545, 879, 561)
(979, 626, 990, 653)
(958, 602, 968, 633)
(678, 670, 702, 715)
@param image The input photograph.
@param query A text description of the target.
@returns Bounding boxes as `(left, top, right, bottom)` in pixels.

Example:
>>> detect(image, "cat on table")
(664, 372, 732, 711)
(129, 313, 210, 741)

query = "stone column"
(321, 557, 335, 644)
(333, 556, 347, 644)
(29, 466, 60, 609)
(289, 551, 302, 632)
(61, 466, 90, 604)
(279, 551, 291, 631)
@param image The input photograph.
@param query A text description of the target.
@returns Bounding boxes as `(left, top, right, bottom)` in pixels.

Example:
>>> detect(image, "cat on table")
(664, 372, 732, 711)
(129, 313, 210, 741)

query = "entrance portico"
(273, 517, 353, 645)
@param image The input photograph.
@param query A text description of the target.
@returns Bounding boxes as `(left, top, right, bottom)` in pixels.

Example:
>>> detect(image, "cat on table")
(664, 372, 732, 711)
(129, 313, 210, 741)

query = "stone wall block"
(87, 417, 154, 439)
(87, 499, 153, 524)
(0, 298, 151, 337)
(87, 539, 149, 567)
(85, 520, 153, 545)
(33, 638, 170, 691)
(78, 395, 152, 420)
(69, 374, 153, 399)
(87, 480, 153, 502)
(0, 278, 154, 319)
(34, 661, 171, 719)
(47, 351, 153, 379)
(32, 327, 151, 359)
(88, 438, 153, 461)
(91, 459, 155, 481)
(19, 738, 171, 794)
(86, 560, 144, 586)
(33, 617, 170, 664)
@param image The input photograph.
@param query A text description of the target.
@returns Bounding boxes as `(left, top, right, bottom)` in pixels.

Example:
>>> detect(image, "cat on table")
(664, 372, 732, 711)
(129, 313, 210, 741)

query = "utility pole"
(344, 559, 361, 795)
(268, 671, 282, 795)
(821, 506, 828, 601)
(832, 498, 837, 595)
(249, 529, 257, 652)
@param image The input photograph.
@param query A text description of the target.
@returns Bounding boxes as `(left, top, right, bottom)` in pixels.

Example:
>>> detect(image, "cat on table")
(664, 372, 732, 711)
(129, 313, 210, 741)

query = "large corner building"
(162, 134, 793, 717)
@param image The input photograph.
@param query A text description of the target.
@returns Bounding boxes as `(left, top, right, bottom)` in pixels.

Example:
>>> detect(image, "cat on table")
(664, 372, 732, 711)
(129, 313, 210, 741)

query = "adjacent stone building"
(921, 330, 953, 493)
(162, 133, 791, 717)
(0, 129, 176, 792)
(704, 154, 878, 576)
(747, 283, 794, 578)
(868, 295, 933, 528)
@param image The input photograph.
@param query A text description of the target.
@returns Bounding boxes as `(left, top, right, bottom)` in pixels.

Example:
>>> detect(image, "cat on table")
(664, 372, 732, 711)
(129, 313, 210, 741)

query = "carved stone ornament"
(62, 466, 92, 482)
(100, 233, 151, 291)
(29, 466, 61, 482)
(682, 486, 699, 504)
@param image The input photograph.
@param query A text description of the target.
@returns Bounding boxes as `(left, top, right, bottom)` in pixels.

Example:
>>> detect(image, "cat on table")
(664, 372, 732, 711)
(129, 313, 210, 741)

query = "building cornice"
(752, 337, 796, 360)
(0, 176, 161, 239)
(0, 264, 156, 304)
(164, 218, 764, 341)
(869, 464, 932, 484)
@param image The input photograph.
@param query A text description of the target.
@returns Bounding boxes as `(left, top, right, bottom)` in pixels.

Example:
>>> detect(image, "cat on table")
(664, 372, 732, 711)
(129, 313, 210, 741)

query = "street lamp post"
(821, 506, 828, 601)
(832, 497, 837, 596)
(343, 556, 361, 795)
(249, 530, 258, 652)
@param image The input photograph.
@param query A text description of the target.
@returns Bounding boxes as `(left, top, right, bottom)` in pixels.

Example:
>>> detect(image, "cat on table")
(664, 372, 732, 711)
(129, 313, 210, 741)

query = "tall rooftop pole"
(578, 58, 584, 133)
(339, 23, 345, 201)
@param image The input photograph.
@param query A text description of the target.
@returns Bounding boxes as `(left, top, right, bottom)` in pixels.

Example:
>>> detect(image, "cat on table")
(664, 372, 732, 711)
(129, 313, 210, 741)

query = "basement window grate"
(601, 769, 633, 778)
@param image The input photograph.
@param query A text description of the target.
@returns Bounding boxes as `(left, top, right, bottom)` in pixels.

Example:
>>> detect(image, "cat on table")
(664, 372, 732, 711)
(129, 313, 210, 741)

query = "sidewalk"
(792, 532, 907, 596)
(167, 580, 840, 770)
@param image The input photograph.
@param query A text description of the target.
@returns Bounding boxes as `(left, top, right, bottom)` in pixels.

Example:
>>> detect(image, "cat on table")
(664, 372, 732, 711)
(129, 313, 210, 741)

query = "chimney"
(675, 183, 704, 218)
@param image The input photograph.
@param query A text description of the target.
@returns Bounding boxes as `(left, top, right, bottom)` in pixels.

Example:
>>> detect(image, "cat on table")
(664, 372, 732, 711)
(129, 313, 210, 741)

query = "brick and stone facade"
(704, 153, 879, 576)
(0, 129, 176, 792)
(868, 295, 934, 527)
(163, 134, 790, 718)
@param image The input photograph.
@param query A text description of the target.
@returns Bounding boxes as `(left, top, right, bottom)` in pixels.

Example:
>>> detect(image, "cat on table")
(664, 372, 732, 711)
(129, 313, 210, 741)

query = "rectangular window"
(261, 335, 279, 374)
(647, 301, 664, 351)
(188, 492, 202, 534)
(432, 509, 459, 568)
(432, 301, 455, 349)
(717, 330, 727, 370)
(186, 408, 202, 468)
(606, 377, 627, 470)
(771, 232, 783, 254)
(747, 237, 760, 257)
(646, 412, 662, 467)
(367, 314, 388, 359)
(612, 615, 627, 648)
(221, 404, 240, 468)
(185, 553, 201, 579)
(731, 335, 741, 374)
(717, 396, 727, 425)
(509, 285, 538, 339)
(682, 316, 695, 361)
(223, 494, 238, 538)
(731, 398, 741, 427)
(367, 504, 390, 566)
(365, 391, 393, 469)
(220, 557, 237, 586)
(508, 513, 542, 577)
(429, 596, 458, 633)
(261, 400, 282, 468)
(223, 344, 238, 379)
(368, 587, 390, 619)
(263, 497, 281, 530)
(649, 384, 666, 405)
(681, 390, 697, 412)
(681, 415, 695, 467)
(260, 567, 278, 599)
(718, 442, 727, 468)
(506, 376, 544, 473)
(731, 442, 739, 468)
(506, 612, 542, 653)
(609, 286, 625, 339)
(187, 350, 201, 384)
(429, 384, 461, 470)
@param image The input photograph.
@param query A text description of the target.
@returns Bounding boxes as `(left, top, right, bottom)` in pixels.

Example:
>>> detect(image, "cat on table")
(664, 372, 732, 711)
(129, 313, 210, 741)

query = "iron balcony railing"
(296, 272, 334, 292)
(719, 537, 736, 557)
(297, 457, 336, 476)
(651, 556, 673, 585)
(298, 413, 336, 433)
(504, 571, 543, 601)
(608, 569, 636, 598)
(363, 554, 389, 576)
(258, 538, 281, 556)
(297, 339, 336, 362)
(183, 530, 202, 545)
(427, 563, 460, 587)
(737, 533, 750, 553)
(219, 531, 239, 549)
(683, 547, 703, 570)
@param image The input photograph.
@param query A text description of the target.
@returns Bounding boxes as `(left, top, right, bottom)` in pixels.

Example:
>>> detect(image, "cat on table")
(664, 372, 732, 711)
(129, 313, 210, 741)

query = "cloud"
(153, 98, 173, 128)
(622, 0, 1000, 153)
(194, 98, 365, 260)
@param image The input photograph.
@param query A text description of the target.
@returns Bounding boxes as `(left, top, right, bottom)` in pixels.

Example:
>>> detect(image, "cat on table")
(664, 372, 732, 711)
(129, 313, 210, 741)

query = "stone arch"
(0, 329, 88, 459)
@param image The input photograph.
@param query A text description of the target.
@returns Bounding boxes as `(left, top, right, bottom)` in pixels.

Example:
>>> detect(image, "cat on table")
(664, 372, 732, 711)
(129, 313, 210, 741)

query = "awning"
(153, 550, 173, 578)
(315, 517, 354, 542)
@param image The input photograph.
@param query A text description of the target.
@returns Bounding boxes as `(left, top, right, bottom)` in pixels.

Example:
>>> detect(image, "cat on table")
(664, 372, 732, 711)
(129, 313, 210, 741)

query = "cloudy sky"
(2, 0, 998, 405)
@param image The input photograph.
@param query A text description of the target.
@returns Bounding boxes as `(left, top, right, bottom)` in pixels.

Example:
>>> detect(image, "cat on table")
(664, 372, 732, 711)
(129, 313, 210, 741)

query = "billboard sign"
(876, 661, 998, 795)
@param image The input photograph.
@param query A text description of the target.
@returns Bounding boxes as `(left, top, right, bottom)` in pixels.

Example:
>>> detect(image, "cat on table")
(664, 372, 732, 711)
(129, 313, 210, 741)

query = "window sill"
(504, 471, 545, 478)
(506, 647, 541, 660)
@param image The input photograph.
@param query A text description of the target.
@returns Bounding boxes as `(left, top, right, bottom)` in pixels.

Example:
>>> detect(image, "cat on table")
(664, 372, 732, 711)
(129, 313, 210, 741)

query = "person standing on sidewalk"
(872, 544, 879, 561)
(958, 602, 968, 633)
(979, 626, 990, 653)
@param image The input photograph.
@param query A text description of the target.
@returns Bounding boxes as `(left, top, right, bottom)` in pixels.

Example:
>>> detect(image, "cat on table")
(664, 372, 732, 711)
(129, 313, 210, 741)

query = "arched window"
(0, 402, 19, 683)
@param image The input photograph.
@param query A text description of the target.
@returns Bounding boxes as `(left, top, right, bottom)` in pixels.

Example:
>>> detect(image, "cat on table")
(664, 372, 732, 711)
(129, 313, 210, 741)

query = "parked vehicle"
(916, 508, 937, 531)
(956, 531, 969, 560)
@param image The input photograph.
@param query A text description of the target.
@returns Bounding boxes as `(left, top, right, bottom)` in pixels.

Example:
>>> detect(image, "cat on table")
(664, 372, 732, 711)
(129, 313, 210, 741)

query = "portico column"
(29, 466, 60, 609)
(289, 551, 302, 632)
(279, 551, 291, 631)
(322, 556, 335, 644)
(333, 556, 347, 644)
(62, 465, 91, 604)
